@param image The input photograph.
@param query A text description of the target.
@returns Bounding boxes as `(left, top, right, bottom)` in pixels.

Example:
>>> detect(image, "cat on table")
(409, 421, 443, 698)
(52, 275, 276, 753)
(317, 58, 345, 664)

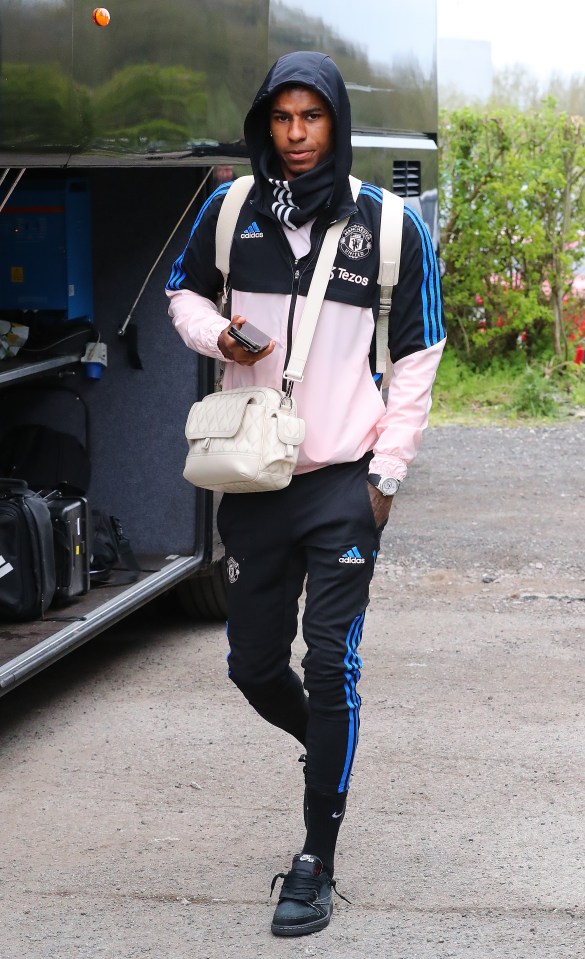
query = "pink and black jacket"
(167, 52, 446, 480)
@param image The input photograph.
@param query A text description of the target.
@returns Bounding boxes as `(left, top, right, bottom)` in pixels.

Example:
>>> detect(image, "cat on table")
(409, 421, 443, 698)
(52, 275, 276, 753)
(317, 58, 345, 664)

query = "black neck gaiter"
(256, 148, 336, 231)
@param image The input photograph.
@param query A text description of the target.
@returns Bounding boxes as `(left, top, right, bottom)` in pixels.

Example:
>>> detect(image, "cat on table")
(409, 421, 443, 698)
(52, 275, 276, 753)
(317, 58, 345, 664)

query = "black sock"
(302, 787, 348, 876)
(238, 668, 309, 745)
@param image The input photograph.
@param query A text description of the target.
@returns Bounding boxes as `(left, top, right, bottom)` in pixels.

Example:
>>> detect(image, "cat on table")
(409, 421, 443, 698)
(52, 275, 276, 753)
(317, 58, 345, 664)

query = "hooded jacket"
(166, 52, 446, 479)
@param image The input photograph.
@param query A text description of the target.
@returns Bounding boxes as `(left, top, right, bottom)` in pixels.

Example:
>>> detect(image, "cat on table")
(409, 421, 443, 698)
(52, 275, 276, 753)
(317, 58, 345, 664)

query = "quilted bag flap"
(185, 389, 265, 440)
(275, 410, 305, 447)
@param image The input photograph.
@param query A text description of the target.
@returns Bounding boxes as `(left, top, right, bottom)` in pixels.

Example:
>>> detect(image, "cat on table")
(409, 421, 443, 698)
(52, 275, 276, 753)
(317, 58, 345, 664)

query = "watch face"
(380, 477, 400, 496)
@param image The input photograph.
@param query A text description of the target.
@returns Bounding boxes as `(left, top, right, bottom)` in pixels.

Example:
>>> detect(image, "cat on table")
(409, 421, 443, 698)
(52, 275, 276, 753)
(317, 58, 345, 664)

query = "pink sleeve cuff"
(166, 288, 231, 362)
(371, 338, 446, 480)
(368, 453, 409, 481)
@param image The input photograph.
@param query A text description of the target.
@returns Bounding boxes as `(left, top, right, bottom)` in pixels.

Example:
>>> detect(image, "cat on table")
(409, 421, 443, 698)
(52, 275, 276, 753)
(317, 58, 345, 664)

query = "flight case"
(45, 490, 90, 603)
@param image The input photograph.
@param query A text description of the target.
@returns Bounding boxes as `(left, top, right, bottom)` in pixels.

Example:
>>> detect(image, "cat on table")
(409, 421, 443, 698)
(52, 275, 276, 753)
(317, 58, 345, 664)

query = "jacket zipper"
(283, 260, 301, 388)
(280, 228, 325, 390)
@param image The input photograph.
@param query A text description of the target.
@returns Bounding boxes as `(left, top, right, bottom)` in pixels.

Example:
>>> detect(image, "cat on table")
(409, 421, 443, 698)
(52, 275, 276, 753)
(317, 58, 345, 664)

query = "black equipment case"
(45, 490, 91, 602)
(0, 479, 56, 621)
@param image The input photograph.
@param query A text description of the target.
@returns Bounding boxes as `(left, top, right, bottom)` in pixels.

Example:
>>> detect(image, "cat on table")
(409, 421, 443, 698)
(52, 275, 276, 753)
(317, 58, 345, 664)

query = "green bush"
(508, 367, 561, 418)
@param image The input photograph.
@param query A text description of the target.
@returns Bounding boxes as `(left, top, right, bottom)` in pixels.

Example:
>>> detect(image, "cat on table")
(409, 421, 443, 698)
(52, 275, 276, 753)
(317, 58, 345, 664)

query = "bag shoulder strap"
(215, 175, 254, 301)
(377, 187, 404, 375)
(283, 185, 362, 384)
(286, 175, 410, 385)
(213, 173, 337, 390)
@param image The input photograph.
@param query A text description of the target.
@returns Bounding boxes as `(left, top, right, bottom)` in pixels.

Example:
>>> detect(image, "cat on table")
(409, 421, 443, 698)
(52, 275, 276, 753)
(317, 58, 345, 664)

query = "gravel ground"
(0, 423, 584, 959)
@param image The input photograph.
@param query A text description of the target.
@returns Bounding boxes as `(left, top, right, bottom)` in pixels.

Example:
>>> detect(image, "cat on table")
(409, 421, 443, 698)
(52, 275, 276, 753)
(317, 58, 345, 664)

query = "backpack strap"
(377, 188, 404, 375)
(350, 175, 404, 376)
(215, 175, 254, 309)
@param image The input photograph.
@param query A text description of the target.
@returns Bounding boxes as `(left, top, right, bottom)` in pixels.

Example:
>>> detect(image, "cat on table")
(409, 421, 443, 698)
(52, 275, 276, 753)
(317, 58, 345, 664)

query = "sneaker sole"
(271, 905, 332, 937)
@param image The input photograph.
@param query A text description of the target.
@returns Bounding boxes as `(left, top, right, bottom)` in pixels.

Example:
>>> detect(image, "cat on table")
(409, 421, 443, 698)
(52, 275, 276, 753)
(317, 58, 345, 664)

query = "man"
(167, 51, 445, 937)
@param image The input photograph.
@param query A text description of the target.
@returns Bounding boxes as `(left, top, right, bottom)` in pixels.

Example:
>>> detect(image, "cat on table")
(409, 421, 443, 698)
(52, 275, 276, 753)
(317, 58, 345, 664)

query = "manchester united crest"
(227, 556, 240, 584)
(339, 223, 373, 261)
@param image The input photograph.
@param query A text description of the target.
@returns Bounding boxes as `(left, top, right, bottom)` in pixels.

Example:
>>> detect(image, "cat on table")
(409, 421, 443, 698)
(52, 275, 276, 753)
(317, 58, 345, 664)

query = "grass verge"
(429, 348, 585, 426)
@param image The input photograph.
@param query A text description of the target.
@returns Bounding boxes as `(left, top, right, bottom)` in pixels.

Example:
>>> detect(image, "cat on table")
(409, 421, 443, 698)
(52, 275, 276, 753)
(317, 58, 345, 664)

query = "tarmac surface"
(1, 423, 584, 959)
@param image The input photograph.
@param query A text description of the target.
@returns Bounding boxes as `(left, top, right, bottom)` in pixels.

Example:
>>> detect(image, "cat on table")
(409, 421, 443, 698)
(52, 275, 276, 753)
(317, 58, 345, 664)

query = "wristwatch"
(367, 473, 401, 497)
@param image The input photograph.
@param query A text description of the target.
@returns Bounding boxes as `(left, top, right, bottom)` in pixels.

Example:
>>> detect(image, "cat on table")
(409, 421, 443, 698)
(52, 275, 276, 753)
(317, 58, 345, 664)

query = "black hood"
(243, 51, 355, 223)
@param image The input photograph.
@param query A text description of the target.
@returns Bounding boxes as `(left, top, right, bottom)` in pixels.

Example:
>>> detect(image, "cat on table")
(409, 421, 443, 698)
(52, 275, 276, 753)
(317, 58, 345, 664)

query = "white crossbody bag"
(183, 176, 403, 495)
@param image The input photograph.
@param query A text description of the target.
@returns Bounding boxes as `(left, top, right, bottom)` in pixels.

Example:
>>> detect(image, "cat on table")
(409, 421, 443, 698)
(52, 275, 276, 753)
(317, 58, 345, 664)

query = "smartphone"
(228, 322, 272, 353)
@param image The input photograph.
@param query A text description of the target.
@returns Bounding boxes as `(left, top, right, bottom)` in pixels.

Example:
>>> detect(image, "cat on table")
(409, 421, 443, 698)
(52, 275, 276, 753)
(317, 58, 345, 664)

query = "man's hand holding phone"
(218, 315, 275, 365)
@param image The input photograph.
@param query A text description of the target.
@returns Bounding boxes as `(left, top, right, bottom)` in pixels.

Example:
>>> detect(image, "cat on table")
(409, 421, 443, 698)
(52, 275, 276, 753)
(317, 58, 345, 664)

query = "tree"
(440, 103, 585, 363)
(520, 104, 585, 358)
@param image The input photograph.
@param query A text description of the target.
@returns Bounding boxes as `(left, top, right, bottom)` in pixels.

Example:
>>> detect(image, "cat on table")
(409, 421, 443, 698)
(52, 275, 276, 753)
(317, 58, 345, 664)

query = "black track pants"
(216, 454, 380, 795)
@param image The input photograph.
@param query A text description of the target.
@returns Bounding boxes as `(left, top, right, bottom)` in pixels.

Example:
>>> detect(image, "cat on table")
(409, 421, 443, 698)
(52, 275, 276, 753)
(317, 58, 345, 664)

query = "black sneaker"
(270, 853, 349, 937)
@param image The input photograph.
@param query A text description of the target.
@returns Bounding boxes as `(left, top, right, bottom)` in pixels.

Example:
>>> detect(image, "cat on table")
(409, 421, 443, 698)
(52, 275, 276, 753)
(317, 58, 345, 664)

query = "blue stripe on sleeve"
(166, 181, 231, 292)
(404, 206, 445, 345)
(359, 184, 383, 205)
